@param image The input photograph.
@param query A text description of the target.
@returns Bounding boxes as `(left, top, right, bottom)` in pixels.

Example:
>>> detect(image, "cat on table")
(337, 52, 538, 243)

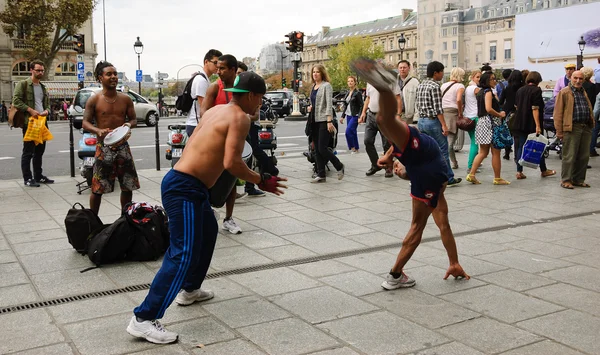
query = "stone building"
(0, 1, 97, 103)
(258, 43, 292, 75)
(300, 9, 418, 83)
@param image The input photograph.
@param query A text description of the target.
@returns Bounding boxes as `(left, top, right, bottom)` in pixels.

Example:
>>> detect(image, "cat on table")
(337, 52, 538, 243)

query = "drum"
(209, 141, 252, 208)
(104, 125, 131, 148)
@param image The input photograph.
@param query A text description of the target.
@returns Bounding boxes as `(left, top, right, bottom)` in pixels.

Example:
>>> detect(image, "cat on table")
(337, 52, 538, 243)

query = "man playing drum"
(82, 61, 140, 214)
(127, 71, 286, 344)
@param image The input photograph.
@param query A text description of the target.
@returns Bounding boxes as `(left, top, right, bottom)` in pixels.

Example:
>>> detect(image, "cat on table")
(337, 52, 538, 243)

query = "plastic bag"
(519, 133, 548, 169)
(23, 116, 45, 145)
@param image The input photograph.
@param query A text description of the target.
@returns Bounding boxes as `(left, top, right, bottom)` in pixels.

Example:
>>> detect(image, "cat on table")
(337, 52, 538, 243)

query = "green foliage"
(0, 0, 96, 79)
(326, 36, 385, 91)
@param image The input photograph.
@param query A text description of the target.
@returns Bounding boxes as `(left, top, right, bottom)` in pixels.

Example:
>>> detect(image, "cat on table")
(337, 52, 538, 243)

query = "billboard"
(515, 1, 600, 81)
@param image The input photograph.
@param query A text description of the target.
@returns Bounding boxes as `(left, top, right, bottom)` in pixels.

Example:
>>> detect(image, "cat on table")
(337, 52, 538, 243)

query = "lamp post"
(133, 37, 144, 94)
(577, 35, 586, 70)
(275, 45, 288, 89)
(398, 33, 406, 60)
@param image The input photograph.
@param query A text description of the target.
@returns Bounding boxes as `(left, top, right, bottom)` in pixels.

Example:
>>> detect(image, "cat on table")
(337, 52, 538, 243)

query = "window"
(442, 54, 449, 67)
(55, 62, 76, 76)
(11, 61, 31, 76)
(414, 52, 417, 59)
(504, 39, 512, 59)
(442, 28, 448, 37)
(476, 11, 481, 19)
(490, 23, 496, 31)
(453, 15, 458, 22)
(443, 42, 448, 51)
(442, 17, 447, 24)
(476, 25, 483, 33)
(476, 54, 480, 63)
(517, 6, 523, 13)
(452, 41, 457, 50)
(451, 54, 458, 68)
(389, 55, 393, 63)
(489, 41, 497, 61)
(507, 20, 513, 28)
(503, 7, 510, 15)
(452, 27, 458, 35)
(390, 39, 393, 49)
(489, 9, 495, 17)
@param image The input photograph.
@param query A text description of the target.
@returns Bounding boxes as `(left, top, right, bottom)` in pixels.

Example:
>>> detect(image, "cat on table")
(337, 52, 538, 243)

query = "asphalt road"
(0, 115, 383, 181)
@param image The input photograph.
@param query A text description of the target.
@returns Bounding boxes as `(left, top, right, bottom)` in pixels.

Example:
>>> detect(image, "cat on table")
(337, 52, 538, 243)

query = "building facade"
(300, 9, 418, 83)
(0, 1, 97, 103)
(258, 44, 292, 75)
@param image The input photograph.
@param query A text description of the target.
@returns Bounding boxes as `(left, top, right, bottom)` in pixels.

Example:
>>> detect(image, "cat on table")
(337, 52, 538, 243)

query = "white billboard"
(515, 2, 600, 82)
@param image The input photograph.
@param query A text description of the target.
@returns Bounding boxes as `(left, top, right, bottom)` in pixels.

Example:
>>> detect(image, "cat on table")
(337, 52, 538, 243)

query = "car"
(264, 91, 293, 116)
(69, 86, 159, 128)
(542, 89, 553, 103)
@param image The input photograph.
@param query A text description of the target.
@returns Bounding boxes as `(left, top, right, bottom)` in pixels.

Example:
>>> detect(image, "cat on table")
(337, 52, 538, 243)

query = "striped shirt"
(416, 78, 443, 118)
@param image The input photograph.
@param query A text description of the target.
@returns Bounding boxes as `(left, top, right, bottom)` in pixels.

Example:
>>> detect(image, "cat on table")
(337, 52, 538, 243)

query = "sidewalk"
(1, 150, 599, 354)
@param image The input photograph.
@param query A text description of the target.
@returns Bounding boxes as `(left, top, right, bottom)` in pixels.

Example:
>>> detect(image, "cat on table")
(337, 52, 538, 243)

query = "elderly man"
(554, 70, 595, 189)
(394, 60, 419, 124)
(553, 63, 576, 97)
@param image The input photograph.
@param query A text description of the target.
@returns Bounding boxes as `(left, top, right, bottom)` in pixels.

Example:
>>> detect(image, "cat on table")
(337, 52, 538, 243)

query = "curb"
(284, 115, 308, 122)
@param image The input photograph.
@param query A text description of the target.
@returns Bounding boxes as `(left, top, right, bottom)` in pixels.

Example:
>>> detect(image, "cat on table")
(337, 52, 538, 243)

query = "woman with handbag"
(512, 71, 556, 179)
(339, 76, 363, 154)
(440, 67, 466, 169)
(462, 70, 481, 171)
(466, 71, 510, 185)
(308, 64, 344, 183)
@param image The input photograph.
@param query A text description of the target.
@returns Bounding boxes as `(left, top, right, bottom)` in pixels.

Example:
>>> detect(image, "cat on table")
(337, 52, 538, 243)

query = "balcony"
(12, 38, 75, 51)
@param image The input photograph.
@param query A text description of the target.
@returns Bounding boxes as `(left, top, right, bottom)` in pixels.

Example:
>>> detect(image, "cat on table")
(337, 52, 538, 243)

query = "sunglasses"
(208, 60, 218, 65)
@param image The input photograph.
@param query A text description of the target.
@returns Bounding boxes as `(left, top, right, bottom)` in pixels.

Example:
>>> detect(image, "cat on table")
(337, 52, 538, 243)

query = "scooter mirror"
(74, 105, 83, 113)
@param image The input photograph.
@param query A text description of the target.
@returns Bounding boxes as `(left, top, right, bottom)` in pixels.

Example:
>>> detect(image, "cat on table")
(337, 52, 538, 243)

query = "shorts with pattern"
(92, 142, 140, 194)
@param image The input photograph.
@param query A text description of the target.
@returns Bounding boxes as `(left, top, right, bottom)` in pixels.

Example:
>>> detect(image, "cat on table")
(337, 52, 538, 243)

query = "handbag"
(491, 119, 513, 149)
(457, 116, 476, 131)
(519, 133, 548, 169)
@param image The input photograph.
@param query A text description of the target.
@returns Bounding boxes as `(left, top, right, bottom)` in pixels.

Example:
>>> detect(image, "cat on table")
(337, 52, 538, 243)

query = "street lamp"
(577, 35, 586, 69)
(398, 33, 406, 60)
(133, 36, 144, 94)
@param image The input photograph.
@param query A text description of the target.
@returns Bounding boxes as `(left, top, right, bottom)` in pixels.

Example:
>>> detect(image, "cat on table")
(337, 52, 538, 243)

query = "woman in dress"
(466, 71, 510, 185)
(463, 70, 481, 171)
(339, 75, 363, 153)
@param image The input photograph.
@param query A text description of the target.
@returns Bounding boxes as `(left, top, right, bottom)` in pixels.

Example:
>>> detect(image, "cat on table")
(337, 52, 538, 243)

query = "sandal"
(493, 178, 511, 185)
(541, 170, 556, 177)
(573, 182, 591, 188)
(516, 172, 527, 179)
(466, 174, 481, 184)
(350, 58, 397, 92)
(560, 181, 574, 189)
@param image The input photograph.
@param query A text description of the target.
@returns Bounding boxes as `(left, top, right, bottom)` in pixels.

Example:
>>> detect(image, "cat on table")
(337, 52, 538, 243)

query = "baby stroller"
(303, 118, 339, 174)
(543, 96, 562, 159)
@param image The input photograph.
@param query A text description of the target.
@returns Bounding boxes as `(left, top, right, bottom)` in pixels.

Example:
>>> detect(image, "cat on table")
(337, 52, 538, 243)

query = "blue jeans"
(345, 115, 359, 150)
(513, 132, 547, 173)
(134, 169, 218, 320)
(417, 118, 454, 180)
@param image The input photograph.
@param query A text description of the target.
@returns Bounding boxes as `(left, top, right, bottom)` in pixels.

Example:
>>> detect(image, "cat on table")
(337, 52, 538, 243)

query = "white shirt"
(185, 72, 210, 126)
(366, 83, 380, 113)
(440, 81, 465, 109)
(463, 85, 478, 118)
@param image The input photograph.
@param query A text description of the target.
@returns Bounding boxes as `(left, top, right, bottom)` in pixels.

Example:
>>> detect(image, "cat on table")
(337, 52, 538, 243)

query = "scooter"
(165, 124, 188, 167)
(258, 98, 278, 166)
(76, 129, 97, 194)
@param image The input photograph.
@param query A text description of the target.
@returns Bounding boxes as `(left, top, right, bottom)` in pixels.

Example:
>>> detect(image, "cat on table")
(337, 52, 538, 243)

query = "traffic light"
(293, 32, 304, 52)
(73, 34, 85, 54)
(282, 78, 287, 87)
(284, 32, 295, 52)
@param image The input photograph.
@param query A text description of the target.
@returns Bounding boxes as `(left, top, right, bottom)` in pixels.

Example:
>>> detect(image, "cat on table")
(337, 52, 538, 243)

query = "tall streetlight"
(577, 35, 586, 70)
(133, 37, 144, 94)
(275, 45, 288, 89)
(398, 33, 406, 60)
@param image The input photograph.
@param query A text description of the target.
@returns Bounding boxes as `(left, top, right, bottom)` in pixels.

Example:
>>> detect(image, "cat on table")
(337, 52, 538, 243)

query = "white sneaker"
(126, 316, 178, 344)
(381, 272, 416, 290)
(174, 289, 214, 306)
(223, 218, 242, 234)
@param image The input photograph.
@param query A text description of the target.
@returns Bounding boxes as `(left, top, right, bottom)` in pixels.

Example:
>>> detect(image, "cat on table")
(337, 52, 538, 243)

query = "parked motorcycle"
(78, 130, 97, 188)
(258, 97, 278, 166)
(165, 124, 188, 167)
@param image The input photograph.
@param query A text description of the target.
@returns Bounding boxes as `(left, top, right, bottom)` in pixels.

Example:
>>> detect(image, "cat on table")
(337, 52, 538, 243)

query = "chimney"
(322, 26, 330, 35)
(402, 8, 412, 21)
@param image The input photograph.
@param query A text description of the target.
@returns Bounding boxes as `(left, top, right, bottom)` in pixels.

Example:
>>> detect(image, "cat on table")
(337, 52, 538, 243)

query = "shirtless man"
(82, 61, 140, 214)
(127, 71, 286, 344)
(351, 58, 469, 289)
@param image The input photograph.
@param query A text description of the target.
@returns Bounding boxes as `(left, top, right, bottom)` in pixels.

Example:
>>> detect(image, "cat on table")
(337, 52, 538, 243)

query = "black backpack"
(175, 72, 207, 113)
(125, 204, 170, 261)
(64, 203, 103, 253)
(85, 216, 134, 268)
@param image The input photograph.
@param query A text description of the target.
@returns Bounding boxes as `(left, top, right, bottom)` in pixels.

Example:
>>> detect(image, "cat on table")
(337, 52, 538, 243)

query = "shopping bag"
(41, 121, 53, 142)
(23, 116, 44, 145)
(519, 133, 548, 169)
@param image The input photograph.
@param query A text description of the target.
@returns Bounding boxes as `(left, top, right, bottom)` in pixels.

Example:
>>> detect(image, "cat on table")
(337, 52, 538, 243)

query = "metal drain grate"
(1, 210, 597, 315)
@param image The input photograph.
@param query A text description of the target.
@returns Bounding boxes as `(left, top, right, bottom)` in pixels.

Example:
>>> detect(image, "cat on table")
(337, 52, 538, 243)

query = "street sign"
(136, 70, 143, 82)
(76, 54, 84, 62)
(157, 72, 169, 79)
(77, 73, 85, 81)
(77, 62, 84, 75)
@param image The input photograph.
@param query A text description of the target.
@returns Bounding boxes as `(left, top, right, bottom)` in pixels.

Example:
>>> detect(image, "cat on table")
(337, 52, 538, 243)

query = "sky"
(91, 0, 417, 81)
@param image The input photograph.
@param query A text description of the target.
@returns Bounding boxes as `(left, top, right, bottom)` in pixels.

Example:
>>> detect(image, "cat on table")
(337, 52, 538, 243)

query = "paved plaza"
(0, 149, 599, 354)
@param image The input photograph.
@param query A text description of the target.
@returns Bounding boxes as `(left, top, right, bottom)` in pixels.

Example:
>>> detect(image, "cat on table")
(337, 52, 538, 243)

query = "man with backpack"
(127, 71, 286, 344)
(183, 49, 222, 137)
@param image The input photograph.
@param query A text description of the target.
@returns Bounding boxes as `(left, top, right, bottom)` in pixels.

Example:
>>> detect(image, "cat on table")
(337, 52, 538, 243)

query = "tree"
(0, 0, 96, 79)
(326, 36, 385, 91)
(264, 69, 293, 91)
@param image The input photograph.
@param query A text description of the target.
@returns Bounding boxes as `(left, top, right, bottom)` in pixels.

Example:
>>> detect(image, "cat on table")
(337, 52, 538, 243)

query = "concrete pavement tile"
(0, 309, 65, 354)
(5, 228, 68, 244)
(238, 318, 339, 355)
(0, 262, 29, 288)
(280, 231, 366, 254)
(214, 234, 240, 249)
(0, 219, 61, 234)
(441, 284, 564, 324)
(282, 209, 338, 223)
(319, 270, 385, 296)
(203, 295, 290, 328)
(229, 229, 292, 249)
(12, 238, 72, 256)
(508, 207, 562, 220)
(357, 190, 411, 203)
(130, 344, 190, 354)
(526, 283, 600, 318)
(194, 338, 266, 355)
(476, 249, 574, 274)
(66, 313, 157, 355)
(552, 236, 600, 252)
(541, 265, 600, 292)
(504, 224, 576, 242)
(353, 200, 410, 214)
(500, 340, 587, 355)
(0, 237, 7, 250)
(561, 251, 600, 268)
(48, 294, 136, 324)
(438, 317, 542, 353)
(272, 188, 321, 201)
(517, 310, 600, 354)
(256, 244, 317, 262)
(248, 216, 320, 236)
(364, 288, 479, 329)
(406, 265, 486, 296)
(420, 254, 509, 276)
(291, 260, 356, 278)
(509, 239, 583, 258)
(218, 217, 261, 233)
(0, 210, 55, 226)
(12, 343, 76, 355)
(0, 201, 37, 214)
(270, 285, 379, 324)
(197, 278, 254, 303)
(343, 231, 401, 246)
(264, 201, 308, 213)
(413, 341, 485, 355)
(364, 219, 412, 237)
(332, 194, 375, 204)
(494, 211, 548, 224)
(307, 348, 360, 355)
(466, 230, 524, 244)
(229, 267, 321, 296)
(429, 236, 511, 256)
(314, 219, 375, 237)
(318, 311, 448, 354)
(336, 251, 402, 274)
(101, 263, 157, 288)
(0, 284, 39, 307)
(327, 208, 396, 225)
(447, 210, 516, 229)
(293, 197, 356, 212)
(233, 208, 284, 221)
(20, 249, 92, 275)
(475, 269, 556, 292)
(209, 246, 273, 271)
(337, 182, 386, 194)
(0, 249, 17, 264)
(31, 268, 116, 299)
